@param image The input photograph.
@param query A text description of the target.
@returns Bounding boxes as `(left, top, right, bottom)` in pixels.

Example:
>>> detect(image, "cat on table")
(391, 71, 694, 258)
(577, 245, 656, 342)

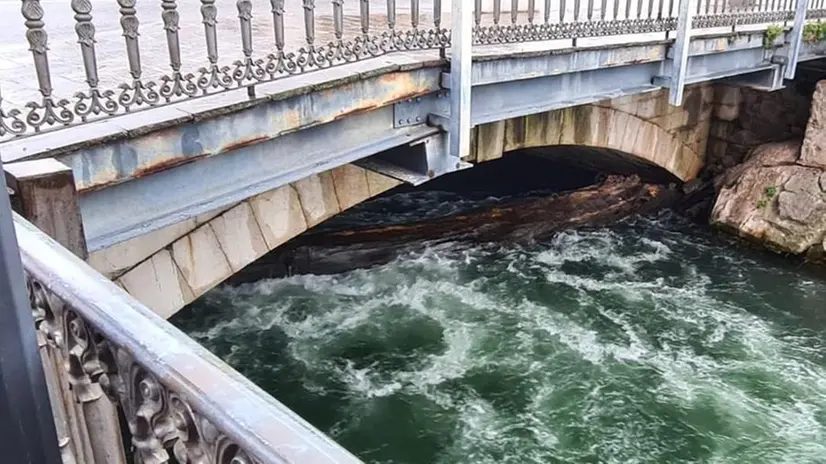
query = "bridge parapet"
(12, 212, 362, 464)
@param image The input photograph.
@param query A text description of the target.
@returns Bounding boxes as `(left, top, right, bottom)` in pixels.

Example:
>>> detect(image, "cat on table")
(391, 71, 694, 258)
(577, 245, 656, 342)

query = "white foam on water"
(182, 216, 826, 463)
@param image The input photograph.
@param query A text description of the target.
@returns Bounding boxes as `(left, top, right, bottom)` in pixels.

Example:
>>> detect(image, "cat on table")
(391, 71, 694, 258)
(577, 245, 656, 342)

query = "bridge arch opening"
(471, 86, 712, 183)
(214, 146, 680, 285)
(110, 88, 711, 320)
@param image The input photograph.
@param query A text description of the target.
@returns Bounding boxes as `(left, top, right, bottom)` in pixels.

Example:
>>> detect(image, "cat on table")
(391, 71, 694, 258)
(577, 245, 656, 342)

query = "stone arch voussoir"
(101, 164, 401, 319)
(471, 90, 710, 182)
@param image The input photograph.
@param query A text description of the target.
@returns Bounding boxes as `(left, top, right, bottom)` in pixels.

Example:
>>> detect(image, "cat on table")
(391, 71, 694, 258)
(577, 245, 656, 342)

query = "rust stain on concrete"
(78, 69, 437, 192)
(219, 135, 270, 154)
(133, 153, 209, 179)
(79, 153, 210, 193)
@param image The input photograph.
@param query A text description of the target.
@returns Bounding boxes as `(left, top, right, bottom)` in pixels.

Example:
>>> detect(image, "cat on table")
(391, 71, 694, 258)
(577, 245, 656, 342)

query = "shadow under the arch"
(226, 146, 682, 284)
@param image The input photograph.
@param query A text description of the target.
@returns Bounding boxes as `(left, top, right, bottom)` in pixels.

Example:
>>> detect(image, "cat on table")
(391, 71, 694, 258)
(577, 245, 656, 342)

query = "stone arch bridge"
(40, 84, 718, 318)
(5, 26, 825, 319)
(8, 0, 826, 461)
(8, 1, 826, 462)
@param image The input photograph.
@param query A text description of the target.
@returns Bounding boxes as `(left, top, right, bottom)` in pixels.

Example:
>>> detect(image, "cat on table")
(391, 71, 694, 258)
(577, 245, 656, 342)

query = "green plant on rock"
(764, 24, 783, 48)
(756, 184, 778, 210)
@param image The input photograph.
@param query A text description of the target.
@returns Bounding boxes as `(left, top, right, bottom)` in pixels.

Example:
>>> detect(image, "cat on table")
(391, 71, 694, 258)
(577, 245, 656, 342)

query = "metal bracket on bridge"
(724, 64, 785, 91)
(356, 132, 472, 186)
(396, 0, 472, 164)
(391, 93, 466, 182)
(393, 92, 449, 128)
(389, 0, 474, 186)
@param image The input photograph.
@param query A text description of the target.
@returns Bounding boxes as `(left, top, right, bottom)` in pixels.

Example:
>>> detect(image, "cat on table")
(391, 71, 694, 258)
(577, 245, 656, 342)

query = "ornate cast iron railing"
(14, 213, 362, 464)
(0, 0, 822, 140)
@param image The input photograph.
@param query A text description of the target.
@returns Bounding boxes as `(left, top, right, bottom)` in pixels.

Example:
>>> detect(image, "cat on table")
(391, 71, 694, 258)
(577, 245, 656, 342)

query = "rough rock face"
(704, 74, 818, 180)
(801, 82, 826, 170)
(711, 80, 826, 259)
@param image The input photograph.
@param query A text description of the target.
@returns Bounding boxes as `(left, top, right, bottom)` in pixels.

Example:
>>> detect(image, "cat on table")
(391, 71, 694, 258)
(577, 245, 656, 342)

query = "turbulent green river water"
(175, 209, 826, 463)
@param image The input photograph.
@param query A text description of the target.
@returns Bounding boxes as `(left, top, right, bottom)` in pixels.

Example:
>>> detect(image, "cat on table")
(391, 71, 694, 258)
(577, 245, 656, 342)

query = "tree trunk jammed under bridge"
(231, 175, 681, 282)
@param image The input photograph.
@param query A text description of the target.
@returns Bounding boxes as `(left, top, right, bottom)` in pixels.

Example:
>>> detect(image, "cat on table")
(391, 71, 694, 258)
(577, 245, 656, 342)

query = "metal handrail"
(15, 212, 362, 464)
(0, 0, 822, 140)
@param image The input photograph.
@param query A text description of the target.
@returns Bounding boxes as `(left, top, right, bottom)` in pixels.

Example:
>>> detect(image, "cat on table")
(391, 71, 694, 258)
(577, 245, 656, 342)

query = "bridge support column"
(5, 159, 87, 260)
(785, 0, 809, 80)
(449, 0, 473, 160)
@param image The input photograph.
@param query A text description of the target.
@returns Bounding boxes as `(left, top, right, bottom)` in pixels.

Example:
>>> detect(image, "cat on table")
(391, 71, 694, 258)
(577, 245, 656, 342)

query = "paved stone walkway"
(0, 1, 448, 107)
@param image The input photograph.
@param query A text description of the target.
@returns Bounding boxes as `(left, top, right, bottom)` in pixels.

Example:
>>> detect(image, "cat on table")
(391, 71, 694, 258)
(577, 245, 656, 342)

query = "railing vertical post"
(669, 0, 695, 105)
(450, 0, 473, 160)
(117, 0, 157, 112)
(161, 0, 183, 86)
(36, 329, 79, 464)
(21, 0, 53, 102)
(411, 0, 420, 28)
(785, 0, 808, 79)
(0, 156, 62, 464)
(160, 0, 197, 101)
(303, 0, 316, 46)
(199, 0, 223, 90)
(271, 0, 286, 58)
(334, 0, 345, 38)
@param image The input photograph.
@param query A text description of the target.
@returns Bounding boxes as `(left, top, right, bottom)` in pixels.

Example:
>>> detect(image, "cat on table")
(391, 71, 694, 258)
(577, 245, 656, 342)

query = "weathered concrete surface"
(249, 184, 308, 250)
(87, 205, 235, 279)
(57, 68, 442, 194)
(711, 81, 826, 259)
(466, 84, 712, 181)
(118, 249, 195, 319)
(107, 164, 400, 319)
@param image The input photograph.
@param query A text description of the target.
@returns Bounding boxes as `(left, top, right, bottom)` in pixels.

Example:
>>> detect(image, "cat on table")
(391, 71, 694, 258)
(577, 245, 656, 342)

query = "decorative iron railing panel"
(0, 0, 821, 139)
(14, 213, 362, 464)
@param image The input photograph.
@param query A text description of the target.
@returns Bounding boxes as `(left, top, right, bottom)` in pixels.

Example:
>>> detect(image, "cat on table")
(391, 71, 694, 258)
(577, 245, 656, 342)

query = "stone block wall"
(710, 79, 826, 259)
(599, 84, 714, 161)
(705, 81, 816, 179)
